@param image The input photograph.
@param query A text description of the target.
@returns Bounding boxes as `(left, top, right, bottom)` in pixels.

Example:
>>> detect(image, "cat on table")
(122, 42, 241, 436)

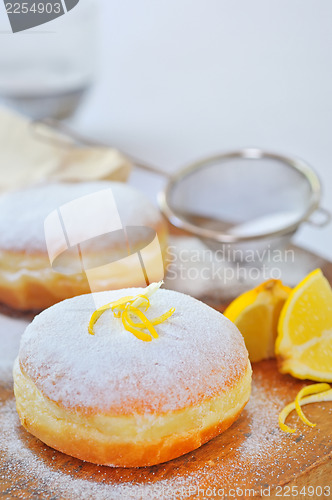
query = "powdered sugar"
(1, 361, 331, 499)
(0, 399, 158, 500)
(19, 288, 248, 415)
(0, 181, 161, 253)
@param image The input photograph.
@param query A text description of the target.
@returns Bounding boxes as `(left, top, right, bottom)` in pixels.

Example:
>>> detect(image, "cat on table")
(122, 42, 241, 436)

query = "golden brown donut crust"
(14, 359, 251, 467)
(0, 181, 168, 311)
(0, 222, 167, 311)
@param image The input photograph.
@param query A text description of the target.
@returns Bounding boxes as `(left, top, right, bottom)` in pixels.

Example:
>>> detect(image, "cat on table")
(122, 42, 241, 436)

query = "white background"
(1, 0, 332, 260)
(73, 0, 332, 260)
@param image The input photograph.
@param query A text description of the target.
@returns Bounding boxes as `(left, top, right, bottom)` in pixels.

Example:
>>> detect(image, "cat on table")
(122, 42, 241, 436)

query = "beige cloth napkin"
(0, 107, 132, 192)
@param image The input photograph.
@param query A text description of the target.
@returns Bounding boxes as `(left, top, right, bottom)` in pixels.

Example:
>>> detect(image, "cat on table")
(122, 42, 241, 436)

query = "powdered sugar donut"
(13, 287, 251, 467)
(0, 182, 167, 311)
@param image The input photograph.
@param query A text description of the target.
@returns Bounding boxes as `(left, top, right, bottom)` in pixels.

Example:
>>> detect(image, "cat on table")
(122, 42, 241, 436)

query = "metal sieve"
(158, 148, 330, 248)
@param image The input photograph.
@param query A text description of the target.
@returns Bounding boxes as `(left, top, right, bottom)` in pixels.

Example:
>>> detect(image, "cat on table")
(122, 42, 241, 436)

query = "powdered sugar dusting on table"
(19, 288, 248, 414)
(1, 364, 330, 499)
(0, 313, 27, 385)
(0, 181, 161, 253)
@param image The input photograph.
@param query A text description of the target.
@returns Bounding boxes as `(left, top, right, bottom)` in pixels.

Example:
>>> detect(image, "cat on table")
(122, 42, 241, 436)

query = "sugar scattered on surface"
(0, 181, 161, 253)
(0, 399, 156, 500)
(1, 365, 331, 499)
(19, 288, 248, 414)
(0, 313, 28, 385)
(1, 269, 332, 496)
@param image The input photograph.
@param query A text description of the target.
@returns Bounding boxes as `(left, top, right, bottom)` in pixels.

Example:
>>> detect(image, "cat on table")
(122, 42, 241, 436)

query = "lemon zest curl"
(88, 282, 175, 342)
(279, 382, 332, 433)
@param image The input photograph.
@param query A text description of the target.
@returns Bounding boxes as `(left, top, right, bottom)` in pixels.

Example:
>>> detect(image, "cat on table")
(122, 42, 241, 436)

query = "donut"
(13, 286, 252, 467)
(0, 182, 167, 311)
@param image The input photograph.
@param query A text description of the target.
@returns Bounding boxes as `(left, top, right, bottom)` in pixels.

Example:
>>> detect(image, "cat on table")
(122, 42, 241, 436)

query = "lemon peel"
(88, 281, 175, 341)
(279, 383, 332, 433)
(123, 306, 158, 340)
(125, 307, 176, 330)
(295, 383, 330, 427)
(88, 296, 134, 334)
(278, 402, 297, 433)
(121, 308, 154, 342)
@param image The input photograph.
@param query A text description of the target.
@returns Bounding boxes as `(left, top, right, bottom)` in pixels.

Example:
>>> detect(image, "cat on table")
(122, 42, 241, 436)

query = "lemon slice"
(224, 279, 291, 362)
(276, 269, 332, 381)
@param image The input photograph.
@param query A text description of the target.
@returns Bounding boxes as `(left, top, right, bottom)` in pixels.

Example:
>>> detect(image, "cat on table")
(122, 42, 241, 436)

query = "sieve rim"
(158, 148, 322, 243)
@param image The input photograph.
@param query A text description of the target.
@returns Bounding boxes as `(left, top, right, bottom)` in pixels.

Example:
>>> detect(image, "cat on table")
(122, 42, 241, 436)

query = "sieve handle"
(305, 207, 331, 228)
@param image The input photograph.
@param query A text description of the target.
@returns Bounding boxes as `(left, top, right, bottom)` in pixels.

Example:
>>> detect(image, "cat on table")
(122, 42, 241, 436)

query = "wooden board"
(1, 239, 332, 499)
(1, 361, 331, 499)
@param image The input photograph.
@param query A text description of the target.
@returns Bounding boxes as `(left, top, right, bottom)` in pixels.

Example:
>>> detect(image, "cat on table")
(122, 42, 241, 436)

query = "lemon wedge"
(224, 279, 291, 362)
(276, 269, 332, 381)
